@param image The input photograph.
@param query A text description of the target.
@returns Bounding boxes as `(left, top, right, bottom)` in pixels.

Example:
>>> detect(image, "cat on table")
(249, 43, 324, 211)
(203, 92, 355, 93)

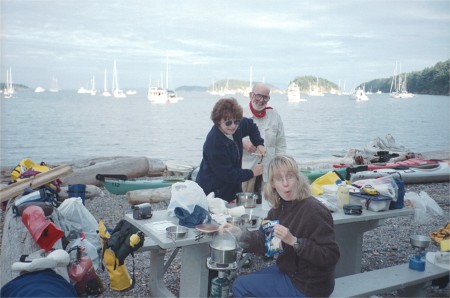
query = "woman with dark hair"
(196, 97, 266, 202)
(221, 154, 340, 297)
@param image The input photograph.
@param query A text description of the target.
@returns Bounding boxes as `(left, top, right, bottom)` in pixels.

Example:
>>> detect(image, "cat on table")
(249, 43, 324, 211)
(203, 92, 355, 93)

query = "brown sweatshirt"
(242, 197, 340, 297)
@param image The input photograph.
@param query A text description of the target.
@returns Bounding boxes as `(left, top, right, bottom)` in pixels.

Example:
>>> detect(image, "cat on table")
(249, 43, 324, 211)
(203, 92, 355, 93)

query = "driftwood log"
(126, 187, 172, 204)
(61, 156, 166, 186)
(0, 201, 69, 287)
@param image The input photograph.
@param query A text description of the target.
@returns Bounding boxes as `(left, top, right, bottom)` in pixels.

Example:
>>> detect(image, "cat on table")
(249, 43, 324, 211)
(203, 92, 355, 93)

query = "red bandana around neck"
(249, 102, 272, 118)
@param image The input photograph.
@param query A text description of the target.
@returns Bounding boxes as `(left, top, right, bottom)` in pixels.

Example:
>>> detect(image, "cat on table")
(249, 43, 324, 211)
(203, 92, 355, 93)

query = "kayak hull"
(349, 163, 450, 184)
(102, 178, 183, 195)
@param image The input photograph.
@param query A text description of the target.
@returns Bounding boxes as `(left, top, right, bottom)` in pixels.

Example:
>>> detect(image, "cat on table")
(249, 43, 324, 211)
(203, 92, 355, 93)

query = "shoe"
(240, 253, 252, 268)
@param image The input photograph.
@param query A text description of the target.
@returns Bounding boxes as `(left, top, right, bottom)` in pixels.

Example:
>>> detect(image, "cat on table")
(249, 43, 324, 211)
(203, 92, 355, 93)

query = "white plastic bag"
(57, 198, 101, 252)
(167, 180, 209, 216)
(352, 176, 398, 201)
(404, 191, 443, 223)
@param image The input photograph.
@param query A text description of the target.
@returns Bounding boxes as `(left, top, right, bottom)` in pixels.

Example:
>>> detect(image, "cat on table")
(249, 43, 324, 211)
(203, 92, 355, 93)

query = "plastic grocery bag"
(404, 191, 443, 223)
(167, 180, 208, 216)
(57, 198, 101, 252)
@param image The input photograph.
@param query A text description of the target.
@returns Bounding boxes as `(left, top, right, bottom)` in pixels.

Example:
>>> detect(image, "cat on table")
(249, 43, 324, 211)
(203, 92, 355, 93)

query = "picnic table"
(125, 204, 415, 297)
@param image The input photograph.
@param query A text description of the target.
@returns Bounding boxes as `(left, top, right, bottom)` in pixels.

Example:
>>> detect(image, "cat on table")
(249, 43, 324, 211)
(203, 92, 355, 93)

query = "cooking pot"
(210, 237, 237, 265)
(166, 225, 188, 240)
(226, 216, 244, 226)
(236, 192, 257, 208)
(241, 214, 259, 227)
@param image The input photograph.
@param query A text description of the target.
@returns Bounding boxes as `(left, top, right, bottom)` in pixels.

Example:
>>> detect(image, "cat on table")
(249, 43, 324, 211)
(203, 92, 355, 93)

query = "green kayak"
(300, 167, 347, 183)
(97, 175, 185, 195)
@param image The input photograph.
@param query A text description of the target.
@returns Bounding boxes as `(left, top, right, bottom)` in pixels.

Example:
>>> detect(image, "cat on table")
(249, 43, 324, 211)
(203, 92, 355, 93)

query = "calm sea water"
(1, 90, 449, 168)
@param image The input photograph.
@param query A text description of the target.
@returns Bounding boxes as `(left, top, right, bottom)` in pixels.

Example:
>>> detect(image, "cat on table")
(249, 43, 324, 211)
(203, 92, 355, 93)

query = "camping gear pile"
(1, 158, 147, 296)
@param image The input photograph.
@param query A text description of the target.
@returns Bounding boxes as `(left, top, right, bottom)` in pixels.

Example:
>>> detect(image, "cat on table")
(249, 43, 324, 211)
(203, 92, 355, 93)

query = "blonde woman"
(221, 154, 340, 297)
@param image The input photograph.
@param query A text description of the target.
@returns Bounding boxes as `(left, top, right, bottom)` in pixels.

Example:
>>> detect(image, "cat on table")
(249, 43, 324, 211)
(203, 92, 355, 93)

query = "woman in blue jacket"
(196, 98, 266, 202)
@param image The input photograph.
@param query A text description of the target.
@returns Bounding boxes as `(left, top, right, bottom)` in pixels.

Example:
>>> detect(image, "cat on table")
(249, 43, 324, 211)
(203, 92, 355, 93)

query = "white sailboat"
(112, 60, 126, 98)
(3, 68, 14, 98)
(34, 86, 45, 93)
(101, 69, 111, 97)
(308, 77, 324, 96)
(287, 82, 307, 102)
(349, 87, 369, 101)
(390, 62, 414, 99)
(48, 77, 59, 93)
(147, 51, 182, 104)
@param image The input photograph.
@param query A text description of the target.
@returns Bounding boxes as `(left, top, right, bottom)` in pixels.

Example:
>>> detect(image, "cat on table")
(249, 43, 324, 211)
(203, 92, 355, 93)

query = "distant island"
(3, 60, 449, 96)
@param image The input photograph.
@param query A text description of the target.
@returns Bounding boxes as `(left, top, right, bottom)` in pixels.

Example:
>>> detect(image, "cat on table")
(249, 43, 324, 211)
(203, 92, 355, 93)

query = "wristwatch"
(293, 237, 303, 252)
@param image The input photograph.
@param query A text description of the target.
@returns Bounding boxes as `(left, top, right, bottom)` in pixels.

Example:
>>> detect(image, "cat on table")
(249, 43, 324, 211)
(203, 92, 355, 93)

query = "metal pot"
(210, 239, 237, 264)
(236, 192, 258, 208)
(226, 216, 244, 226)
(241, 214, 259, 227)
(166, 225, 188, 240)
(410, 235, 431, 249)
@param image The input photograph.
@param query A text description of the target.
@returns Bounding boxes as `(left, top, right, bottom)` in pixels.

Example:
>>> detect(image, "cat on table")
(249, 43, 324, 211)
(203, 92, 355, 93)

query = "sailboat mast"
(165, 51, 169, 90)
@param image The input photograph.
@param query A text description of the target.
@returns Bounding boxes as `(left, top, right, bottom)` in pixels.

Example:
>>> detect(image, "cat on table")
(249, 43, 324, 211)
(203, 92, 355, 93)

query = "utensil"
(166, 225, 188, 240)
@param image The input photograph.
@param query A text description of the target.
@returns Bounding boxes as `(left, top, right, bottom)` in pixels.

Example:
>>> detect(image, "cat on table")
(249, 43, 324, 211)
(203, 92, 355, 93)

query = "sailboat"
(287, 82, 307, 102)
(390, 62, 414, 99)
(101, 69, 111, 97)
(48, 77, 59, 93)
(147, 51, 182, 104)
(307, 77, 324, 96)
(112, 60, 126, 98)
(3, 68, 14, 98)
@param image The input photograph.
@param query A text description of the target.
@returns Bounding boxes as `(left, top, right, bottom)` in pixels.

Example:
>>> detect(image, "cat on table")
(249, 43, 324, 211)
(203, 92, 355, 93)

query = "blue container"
(68, 184, 86, 205)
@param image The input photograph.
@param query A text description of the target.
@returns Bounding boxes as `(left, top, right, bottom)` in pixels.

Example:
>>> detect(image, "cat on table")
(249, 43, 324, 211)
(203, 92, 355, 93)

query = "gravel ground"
(1, 180, 449, 297)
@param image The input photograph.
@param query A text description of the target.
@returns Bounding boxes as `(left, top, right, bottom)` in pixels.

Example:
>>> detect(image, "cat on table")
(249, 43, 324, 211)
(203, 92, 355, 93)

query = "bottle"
(210, 271, 230, 298)
(337, 186, 350, 209)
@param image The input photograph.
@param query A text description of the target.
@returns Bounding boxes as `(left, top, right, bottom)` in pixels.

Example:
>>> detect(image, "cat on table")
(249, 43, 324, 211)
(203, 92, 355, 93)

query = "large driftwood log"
(126, 187, 172, 204)
(0, 203, 69, 287)
(61, 156, 165, 186)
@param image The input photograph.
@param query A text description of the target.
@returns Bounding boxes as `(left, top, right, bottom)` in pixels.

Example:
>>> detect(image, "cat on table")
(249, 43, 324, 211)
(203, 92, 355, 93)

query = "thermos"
(115, 231, 144, 263)
(210, 271, 230, 298)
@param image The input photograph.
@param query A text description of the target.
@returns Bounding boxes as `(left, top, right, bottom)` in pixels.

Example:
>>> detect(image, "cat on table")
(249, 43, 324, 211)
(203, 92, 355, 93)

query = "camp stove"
(409, 235, 431, 271)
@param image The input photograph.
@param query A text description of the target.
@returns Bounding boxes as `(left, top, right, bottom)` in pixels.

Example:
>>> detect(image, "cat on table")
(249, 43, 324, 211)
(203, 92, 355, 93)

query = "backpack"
(99, 219, 145, 291)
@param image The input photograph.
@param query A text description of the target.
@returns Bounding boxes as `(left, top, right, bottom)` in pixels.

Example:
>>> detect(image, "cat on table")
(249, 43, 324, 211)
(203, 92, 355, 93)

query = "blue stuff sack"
(389, 178, 404, 209)
(174, 205, 211, 228)
(68, 184, 86, 205)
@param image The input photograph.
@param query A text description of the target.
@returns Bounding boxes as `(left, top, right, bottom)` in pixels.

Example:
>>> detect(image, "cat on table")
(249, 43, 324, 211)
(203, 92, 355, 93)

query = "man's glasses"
(252, 92, 270, 102)
(223, 119, 241, 127)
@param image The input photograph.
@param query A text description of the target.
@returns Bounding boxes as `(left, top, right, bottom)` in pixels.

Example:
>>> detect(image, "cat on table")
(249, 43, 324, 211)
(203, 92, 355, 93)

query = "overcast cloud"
(1, 0, 449, 90)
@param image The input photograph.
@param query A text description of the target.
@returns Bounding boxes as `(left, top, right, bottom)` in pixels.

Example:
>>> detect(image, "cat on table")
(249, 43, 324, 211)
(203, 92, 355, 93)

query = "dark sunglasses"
(223, 119, 241, 127)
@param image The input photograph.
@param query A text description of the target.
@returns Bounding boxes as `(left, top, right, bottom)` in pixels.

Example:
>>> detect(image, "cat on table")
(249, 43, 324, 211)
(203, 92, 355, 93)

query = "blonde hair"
(263, 154, 311, 208)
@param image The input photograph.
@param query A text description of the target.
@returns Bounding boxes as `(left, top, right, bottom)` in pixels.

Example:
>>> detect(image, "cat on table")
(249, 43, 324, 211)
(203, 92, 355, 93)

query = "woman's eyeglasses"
(251, 92, 270, 102)
(223, 119, 241, 127)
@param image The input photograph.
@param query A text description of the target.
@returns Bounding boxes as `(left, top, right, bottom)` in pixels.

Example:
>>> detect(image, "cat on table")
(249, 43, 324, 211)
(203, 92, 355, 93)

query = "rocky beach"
(0, 162, 449, 297)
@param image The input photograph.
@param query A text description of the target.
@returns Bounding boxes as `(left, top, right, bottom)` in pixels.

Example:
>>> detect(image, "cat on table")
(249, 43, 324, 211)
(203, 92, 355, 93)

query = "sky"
(1, 0, 449, 90)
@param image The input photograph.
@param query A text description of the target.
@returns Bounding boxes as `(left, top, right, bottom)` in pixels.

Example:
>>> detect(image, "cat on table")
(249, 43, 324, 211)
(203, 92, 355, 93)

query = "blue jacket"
(196, 118, 264, 202)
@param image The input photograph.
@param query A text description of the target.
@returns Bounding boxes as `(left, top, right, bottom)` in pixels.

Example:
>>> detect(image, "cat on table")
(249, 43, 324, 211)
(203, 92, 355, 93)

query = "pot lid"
(195, 224, 219, 234)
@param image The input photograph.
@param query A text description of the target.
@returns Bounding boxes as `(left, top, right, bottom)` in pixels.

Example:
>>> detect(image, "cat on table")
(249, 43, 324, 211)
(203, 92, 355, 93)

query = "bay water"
(1, 90, 448, 168)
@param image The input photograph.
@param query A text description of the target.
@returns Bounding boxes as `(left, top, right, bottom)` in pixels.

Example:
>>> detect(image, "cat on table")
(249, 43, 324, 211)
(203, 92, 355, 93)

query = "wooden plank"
(0, 165, 73, 203)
